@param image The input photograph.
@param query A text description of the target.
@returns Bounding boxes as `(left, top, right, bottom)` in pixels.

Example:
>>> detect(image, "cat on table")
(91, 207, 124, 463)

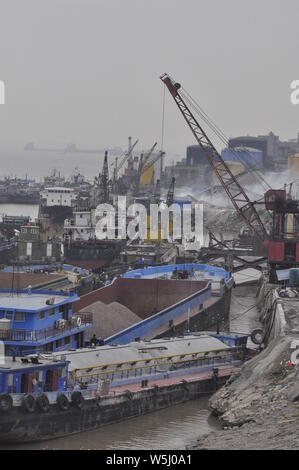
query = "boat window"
(21, 373, 28, 393)
(38, 311, 45, 320)
(45, 370, 53, 392)
(59, 304, 67, 313)
(5, 311, 13, 320)
(14, 312, 25, 322)
(47, 308, 55, 317)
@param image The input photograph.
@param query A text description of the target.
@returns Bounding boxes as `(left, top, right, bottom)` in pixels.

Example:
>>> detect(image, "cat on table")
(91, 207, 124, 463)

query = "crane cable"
(179, 85, 271, 189)
(178, 85, 272, 192)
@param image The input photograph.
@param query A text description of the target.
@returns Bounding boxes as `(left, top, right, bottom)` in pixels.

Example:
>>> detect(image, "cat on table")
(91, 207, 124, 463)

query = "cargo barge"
(0, 333, 247, 443)
(75, 263, 234, 345)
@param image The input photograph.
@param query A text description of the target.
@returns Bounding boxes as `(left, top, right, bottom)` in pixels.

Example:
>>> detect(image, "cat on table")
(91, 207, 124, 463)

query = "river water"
(0, 397, 219, 450)
(0, 284, 260, 450)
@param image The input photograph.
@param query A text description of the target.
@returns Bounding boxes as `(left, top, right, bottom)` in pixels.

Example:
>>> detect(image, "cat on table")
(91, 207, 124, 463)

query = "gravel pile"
(81, 301, 141, 340)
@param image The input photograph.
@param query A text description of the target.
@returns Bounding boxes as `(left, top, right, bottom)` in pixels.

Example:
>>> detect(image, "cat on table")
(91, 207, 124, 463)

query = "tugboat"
(0, 333, 248, 443)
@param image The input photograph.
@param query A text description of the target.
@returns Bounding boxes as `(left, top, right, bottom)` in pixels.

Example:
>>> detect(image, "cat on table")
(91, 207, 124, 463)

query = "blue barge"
(0, 288, 92, 357)
(0, 333, 248, 443)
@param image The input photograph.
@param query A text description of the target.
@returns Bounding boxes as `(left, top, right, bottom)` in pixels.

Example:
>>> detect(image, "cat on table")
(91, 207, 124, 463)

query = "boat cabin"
(0, 288, 92, 357)
(0, 354, 68, 395)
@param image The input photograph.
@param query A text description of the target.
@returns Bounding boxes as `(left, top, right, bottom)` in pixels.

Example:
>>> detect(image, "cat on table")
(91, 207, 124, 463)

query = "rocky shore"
(191, 283, 299, 450)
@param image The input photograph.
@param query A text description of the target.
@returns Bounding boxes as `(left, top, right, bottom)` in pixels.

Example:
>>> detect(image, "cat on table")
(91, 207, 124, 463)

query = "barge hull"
(0, 372, 232, 444)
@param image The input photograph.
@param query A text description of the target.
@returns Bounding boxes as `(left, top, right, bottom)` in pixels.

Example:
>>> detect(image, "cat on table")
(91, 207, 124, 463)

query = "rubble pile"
(193, 323, 299, 449)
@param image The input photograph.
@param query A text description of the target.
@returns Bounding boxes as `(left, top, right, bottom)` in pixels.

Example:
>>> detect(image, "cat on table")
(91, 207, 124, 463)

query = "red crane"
(161, 73, 299, 276)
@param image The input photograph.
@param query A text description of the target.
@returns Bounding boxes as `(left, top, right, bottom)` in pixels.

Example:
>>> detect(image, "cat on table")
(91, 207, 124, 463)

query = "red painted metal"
(268, 241, 285, 263)
(264, 189, 286, 211)
(53, 370, 58, 392)
(160, 73, 268, 243)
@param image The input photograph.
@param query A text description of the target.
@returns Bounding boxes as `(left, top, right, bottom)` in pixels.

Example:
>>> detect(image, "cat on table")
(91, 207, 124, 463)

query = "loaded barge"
(0, 333, 248, 443)
(75, 263, 234, 344)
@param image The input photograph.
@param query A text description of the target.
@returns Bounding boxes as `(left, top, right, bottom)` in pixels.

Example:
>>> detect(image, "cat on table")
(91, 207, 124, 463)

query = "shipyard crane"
(139, 142, 158, 173)
(160, 73, 299, 277)
(141, 150, 165, 175)
(151, 178, 161, 204)
(166, 177, 175, 207)
(114, 139, 138, 179)
(161, 74, 267, 242)
(100, 151, 109, 203)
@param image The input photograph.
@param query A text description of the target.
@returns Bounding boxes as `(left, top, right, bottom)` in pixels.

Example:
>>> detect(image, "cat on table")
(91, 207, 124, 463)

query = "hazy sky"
(0, 0, 298, 160)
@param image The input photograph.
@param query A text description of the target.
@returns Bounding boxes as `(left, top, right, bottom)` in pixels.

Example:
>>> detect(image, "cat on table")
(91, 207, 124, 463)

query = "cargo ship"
(63, 206, 125, 270)
(0, 333, 248, 443)
(40, 187, 77, 225)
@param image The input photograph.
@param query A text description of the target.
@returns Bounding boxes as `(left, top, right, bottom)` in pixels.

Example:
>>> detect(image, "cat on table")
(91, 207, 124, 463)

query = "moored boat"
(0, 333, 248, 443)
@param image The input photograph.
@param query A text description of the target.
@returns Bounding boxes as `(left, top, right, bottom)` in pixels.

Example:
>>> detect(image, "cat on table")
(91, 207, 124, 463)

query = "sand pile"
(81, 301, 141, 340)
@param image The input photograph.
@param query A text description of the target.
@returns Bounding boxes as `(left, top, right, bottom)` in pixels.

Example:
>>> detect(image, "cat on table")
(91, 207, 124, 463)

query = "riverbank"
(192, 280, 299, 450)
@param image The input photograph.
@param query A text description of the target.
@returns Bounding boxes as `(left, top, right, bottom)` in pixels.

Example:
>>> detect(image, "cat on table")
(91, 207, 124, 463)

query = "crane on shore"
(160, 73, 299, 280)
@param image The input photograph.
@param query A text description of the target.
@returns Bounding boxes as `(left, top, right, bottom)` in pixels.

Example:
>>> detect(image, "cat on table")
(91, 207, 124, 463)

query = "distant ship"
(63, 207, 125, 270)
(24, 142, 124, 155)
(40, 187, 77, 225)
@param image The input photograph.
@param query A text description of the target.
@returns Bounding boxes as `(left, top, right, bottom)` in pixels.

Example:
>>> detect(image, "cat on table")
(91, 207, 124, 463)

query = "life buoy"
(36, 393, 50, 413)
(71, 391, 84, 409)
(250, 329, 264, 345)
(57, 393, 70, 411)
(22, 394, 36, 413)
(76, 316, 82, 327)
(0, 393, 13, 412)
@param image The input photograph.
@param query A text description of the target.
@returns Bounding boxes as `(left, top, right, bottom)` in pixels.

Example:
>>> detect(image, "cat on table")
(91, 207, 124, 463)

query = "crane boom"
(116, 139, 139, 177)
(160, 73, 267, 242)
(139, 142, 158, 173)
(141, 150, 165, 174)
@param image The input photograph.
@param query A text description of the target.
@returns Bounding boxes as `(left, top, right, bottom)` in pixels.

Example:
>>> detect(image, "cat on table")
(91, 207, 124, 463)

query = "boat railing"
(73, 347, 245, 386)
(0, 312, 93, 342)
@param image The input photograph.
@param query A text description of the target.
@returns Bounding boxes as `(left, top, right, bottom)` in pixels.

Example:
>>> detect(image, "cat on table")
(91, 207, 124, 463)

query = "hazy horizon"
(0, 0, 298, 177)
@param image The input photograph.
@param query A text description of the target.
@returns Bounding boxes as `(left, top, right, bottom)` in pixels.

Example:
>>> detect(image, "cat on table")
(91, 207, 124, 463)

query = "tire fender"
(0, 393, 13, 412)
(22, 394, 36, 413)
